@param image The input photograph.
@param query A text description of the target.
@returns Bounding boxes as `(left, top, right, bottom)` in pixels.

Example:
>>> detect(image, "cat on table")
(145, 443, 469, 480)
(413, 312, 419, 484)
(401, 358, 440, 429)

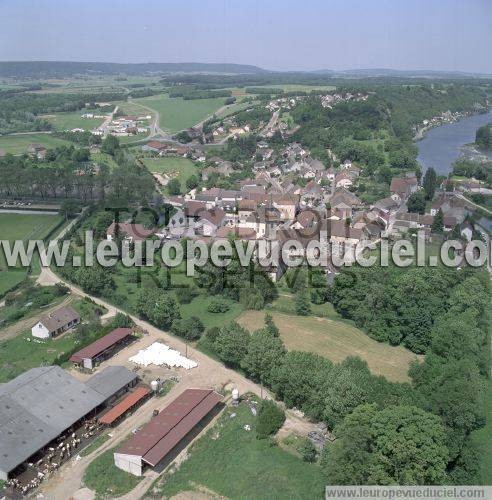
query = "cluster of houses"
(122, 133, 484, 279)
(102, 114, 151, 137)
(320, 91, 369, 109)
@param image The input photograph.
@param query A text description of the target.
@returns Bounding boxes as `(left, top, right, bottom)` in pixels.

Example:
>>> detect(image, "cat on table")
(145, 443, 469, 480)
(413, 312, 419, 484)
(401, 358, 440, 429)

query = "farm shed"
(114, 389, 222, 476)
(69, 328, 135, 369)
(99, 386, 151, 426)
(0, 365, 138, 481)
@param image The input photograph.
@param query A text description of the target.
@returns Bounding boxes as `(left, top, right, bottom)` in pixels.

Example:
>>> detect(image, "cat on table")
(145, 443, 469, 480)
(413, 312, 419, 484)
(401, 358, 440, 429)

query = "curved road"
(33, 223, 315, 499)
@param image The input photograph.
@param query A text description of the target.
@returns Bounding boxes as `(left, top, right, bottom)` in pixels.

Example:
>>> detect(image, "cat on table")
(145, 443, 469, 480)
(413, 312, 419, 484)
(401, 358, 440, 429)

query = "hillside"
(0, 61, 267, 78)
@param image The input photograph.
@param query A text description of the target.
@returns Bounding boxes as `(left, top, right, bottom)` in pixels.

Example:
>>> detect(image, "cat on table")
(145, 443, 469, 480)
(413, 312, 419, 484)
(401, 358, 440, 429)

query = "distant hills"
(0, 61, 490, 79)
(0, 61, 268, 78)
(312, 68, 492, 78)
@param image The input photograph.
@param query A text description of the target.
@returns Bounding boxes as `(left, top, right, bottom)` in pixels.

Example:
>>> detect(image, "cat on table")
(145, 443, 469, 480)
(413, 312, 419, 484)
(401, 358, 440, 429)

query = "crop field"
(0, 213, 63, 295)
(134, 94, 226, 132)
(150, 400, 324, 499)
(41, 111, 105, 131)
(116, 99, 154, 118)
(237, 306, 419, 382)
(141, 156, 198, 190)
(0, 133, 72, 155)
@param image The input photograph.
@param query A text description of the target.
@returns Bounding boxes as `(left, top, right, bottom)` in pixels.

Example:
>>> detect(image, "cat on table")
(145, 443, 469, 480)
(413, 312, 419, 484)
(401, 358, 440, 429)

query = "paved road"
(260, 109, 279, 137)
(456, 193, 492, 215)
(96, 105, 118, 136)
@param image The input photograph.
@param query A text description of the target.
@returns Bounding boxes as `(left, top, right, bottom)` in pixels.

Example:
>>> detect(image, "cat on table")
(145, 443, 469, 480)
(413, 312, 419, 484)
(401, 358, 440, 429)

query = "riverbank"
(416, 109, 492, 175)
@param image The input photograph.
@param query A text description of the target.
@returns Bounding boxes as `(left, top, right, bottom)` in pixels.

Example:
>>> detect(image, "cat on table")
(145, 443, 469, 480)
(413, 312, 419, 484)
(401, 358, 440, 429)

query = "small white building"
(31, 306, 80, 339)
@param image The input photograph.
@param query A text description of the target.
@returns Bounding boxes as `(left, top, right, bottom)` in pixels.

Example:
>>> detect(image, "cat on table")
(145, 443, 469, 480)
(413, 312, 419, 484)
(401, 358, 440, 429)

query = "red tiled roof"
(117, 389, 222, 466)
(146, 141, 168, 150)
(198, 208, 225, 226)
(184, 200, 208, 217)
(99, 387, 150, 425)
(70, 328, 134, 363)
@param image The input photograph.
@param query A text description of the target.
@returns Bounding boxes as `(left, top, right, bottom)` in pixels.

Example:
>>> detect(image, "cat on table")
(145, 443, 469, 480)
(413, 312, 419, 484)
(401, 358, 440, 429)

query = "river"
(416, 109, 492, 175)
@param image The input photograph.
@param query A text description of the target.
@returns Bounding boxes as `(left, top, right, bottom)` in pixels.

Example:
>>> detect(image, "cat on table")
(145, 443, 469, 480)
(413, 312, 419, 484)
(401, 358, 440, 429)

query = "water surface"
(416, 110, 492, 175)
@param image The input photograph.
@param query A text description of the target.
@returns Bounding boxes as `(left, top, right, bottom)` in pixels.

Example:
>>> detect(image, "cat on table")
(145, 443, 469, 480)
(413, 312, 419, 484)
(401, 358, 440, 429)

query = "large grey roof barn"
(0, 365, 137, 480)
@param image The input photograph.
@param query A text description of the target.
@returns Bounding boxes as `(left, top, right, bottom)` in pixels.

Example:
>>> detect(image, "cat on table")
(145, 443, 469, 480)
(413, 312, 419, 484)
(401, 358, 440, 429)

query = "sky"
(0, 0, 491, 73)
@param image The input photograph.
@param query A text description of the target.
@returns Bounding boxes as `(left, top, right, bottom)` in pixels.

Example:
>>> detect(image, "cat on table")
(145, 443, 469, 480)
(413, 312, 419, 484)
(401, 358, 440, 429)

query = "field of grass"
(83, 445, 142, 498)
(0, 133, 72, 155)
(0, 297, 105, 382)
(141, 156, 198, 191)
(0, 270, 27, 297)
(0, 213, 63, 295)
(150, 400, 324, 499)
(134, 94, 226, 132)
(237, 298, 419, 382)
(111, 266, 243, 331)
(80, 433, 111, 457)
(116, 99, 154, 118)
(41, 111, 105, 131)
(0, 319, 79, 382)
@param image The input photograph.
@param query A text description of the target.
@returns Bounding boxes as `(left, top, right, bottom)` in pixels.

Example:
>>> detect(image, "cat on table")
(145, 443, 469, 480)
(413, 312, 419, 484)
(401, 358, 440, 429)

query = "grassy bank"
(238, 296, 419, 382)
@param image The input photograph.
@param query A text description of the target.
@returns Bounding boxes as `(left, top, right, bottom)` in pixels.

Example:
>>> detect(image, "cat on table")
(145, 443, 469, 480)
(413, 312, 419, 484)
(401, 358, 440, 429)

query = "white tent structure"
(129, 342, 198, 370)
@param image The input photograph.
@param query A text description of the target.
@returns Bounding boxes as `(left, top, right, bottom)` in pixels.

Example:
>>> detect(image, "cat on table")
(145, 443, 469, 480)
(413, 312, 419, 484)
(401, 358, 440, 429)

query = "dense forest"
(328, 264, 489, 483)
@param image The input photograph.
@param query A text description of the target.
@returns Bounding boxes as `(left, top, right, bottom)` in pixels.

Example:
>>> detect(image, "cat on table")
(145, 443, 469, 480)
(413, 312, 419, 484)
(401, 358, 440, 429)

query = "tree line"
(0, 138, 154, 203)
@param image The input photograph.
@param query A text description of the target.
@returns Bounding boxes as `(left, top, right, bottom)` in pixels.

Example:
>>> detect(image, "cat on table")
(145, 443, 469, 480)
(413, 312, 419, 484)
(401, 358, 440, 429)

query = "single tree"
(295, 288, 311, 316)
(423, 167, 437, 200)
(256, 399, 286, 439)
(407, 191, 426, 214)
(167, 178, 181, 195)
(432, 208, 444, 233)
(214, 321, 250, 367)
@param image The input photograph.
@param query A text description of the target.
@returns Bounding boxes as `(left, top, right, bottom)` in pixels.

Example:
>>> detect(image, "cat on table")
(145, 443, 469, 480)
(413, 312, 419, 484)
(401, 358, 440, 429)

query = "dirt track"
(35, 265, 291, 500)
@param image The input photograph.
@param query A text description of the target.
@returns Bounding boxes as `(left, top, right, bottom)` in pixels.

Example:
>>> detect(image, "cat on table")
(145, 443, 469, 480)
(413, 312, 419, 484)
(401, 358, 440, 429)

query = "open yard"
(141, 156, 198, 191)
(150, 400, 324, 499)
(134, 94, 226, 132)
(41, 111, 105, 131)
(83, 445, 142, 498)
(0, 133, 72, 155)
(0, 212, 63, 295)
(237, 304, 419, 382)
(0, 296, 106, 382)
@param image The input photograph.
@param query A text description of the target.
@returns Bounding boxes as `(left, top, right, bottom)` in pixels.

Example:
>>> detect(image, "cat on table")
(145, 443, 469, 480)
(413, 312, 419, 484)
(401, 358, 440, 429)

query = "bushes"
(256, 400, 286, 439)
(210, 321, 250, 368)
(135, 288, 180, 329)
(175, 286, 198, 304)
(171, 316, 204, 341)
(207, 297, 230, 313)
(110, 312, 134, 329)
(298, 440, 317, 463)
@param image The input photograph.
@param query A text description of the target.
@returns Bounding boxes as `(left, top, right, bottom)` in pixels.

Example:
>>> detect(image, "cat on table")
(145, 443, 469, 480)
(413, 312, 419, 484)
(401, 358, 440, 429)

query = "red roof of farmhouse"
(117, 389, 222, 466)
(99, 386, 150, 425)
(69, 328, 134, 363)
